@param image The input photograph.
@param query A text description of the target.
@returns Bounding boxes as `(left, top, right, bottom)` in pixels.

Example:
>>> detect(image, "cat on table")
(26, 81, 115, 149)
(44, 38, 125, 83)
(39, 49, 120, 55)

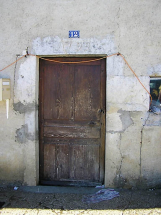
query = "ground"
(0, 186, 161, 214)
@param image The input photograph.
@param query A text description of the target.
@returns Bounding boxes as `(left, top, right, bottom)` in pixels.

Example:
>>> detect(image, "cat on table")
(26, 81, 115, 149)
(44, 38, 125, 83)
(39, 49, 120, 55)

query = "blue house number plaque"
(69, 31, 80, 38)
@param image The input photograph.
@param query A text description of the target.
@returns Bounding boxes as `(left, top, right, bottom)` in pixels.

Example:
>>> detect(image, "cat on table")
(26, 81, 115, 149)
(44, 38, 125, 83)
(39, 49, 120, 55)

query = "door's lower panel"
(42, 141, 101, 182)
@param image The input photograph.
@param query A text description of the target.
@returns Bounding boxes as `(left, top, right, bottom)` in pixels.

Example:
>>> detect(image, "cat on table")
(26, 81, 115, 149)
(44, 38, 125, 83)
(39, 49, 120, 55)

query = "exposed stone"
(15, 124, 37, 143)
(13, 102, 38, 114)
(118, 109, 134, 131)
(15, 125, 27, 143)
(145, 112, 161, 126)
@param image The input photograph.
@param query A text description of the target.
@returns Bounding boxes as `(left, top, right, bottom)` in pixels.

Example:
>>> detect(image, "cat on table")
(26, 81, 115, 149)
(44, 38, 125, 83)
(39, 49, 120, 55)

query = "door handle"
(98, 109, 104, 114)
(88, 120, 95, 125)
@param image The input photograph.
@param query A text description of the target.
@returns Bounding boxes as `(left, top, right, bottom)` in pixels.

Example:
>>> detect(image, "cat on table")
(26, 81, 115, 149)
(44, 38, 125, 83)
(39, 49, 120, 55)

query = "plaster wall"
(0, 0, 161, 188)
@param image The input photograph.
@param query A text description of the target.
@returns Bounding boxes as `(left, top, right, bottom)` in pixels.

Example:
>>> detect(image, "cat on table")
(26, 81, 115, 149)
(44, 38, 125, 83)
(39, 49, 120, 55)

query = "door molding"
(39, 56, 106, 186)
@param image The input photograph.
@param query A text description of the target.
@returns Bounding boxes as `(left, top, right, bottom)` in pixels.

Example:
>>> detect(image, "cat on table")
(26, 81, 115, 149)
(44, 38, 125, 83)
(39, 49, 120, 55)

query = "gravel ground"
(0, 186, 161, 214)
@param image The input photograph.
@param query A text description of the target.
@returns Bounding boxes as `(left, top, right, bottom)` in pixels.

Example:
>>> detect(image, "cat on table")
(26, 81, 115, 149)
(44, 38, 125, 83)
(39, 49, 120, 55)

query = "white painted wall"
(0, 0, 161, 188)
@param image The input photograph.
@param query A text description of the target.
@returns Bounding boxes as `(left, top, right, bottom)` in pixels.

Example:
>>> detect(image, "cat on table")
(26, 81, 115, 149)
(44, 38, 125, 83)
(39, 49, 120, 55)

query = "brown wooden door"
(39, 57, 106, 186)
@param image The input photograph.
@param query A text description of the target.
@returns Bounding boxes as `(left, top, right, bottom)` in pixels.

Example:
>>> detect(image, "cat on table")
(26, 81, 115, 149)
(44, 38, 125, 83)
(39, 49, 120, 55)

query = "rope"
(0, 55, 25, 72)
(0, 52, 152, 105)
(118, 53, 152, 105)
(32, 55, 107, 64)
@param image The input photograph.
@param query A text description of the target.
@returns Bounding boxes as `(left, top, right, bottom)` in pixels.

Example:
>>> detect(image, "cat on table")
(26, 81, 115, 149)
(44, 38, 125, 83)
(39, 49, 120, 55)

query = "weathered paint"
(0, 0, 161, 188)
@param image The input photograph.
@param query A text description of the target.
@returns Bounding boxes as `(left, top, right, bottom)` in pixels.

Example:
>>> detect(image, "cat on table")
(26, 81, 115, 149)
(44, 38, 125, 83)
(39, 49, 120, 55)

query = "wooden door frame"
(38, 55, 106, 186)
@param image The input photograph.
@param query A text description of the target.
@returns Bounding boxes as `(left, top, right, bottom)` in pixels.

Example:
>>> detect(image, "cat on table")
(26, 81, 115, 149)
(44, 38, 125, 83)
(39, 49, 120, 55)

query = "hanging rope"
(0, 55, 25, 72)
(0, 52, 152, 105)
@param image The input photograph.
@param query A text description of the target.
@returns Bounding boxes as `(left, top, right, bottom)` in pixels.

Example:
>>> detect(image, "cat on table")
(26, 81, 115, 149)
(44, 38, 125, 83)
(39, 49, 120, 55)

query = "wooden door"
(39, 57, 106, 186)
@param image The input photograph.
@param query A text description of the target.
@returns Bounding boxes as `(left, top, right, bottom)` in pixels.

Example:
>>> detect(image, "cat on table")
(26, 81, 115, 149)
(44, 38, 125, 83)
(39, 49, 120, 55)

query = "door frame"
(38, 55, 106, 186)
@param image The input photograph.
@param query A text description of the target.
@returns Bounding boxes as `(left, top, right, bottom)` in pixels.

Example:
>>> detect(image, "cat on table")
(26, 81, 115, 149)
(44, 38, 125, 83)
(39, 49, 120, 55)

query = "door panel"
(43, 123, 100, 138)
(74, 65, 100, 120)
(43, 64, 74, 120)
(70, 144, 100, 180)
(39, 57, 106, 186)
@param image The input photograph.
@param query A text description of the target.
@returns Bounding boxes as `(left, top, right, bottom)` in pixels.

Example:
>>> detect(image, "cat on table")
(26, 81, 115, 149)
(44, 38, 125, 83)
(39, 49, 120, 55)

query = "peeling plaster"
(118, 109, 134, 131)
(145, 112, 161, 126)
(15, 124, 36, 143)
(107, 109, 134, 134)
(15, 125, 27, 143)
(13, 101, 38, 114)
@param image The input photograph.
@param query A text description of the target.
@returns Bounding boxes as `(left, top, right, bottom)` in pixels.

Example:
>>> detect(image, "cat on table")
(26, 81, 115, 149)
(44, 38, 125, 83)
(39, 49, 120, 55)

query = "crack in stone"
(118, 133, 123, 179)
(140, 129, 143, 178)
(116, 5, 121, 51)
(113, 133, 125, 187)
(140, 112, 150, 179)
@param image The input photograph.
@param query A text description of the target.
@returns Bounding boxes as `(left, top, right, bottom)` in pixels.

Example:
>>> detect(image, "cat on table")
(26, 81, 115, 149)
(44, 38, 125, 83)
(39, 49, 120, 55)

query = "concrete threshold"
(19, 185, 101, 194)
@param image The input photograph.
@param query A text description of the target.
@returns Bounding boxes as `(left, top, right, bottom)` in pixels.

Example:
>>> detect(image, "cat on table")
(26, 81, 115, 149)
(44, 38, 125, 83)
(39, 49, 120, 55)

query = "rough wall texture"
(0, 0, 161, 188)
